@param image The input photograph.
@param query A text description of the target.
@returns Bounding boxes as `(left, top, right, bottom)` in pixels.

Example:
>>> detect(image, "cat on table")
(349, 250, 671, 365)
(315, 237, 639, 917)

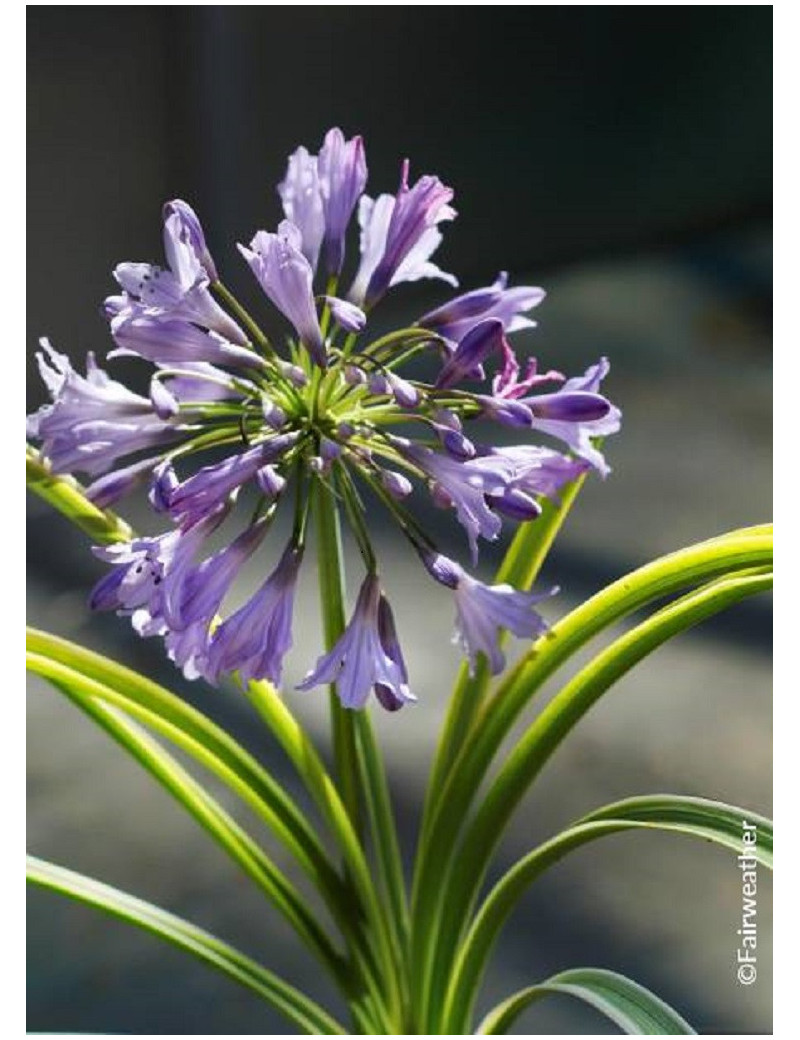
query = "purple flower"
(349, 161, 457, 307)
(149, 378, 179, 419)
(239, 222, 327, 368)
(278, 146, 325, 272)
(368, 370, 420, 408)
(84, 455, 163, 509)
(27, 340, 178, 477)
(325, 296, 367, 333)
(435, 318, 506, 390)
(486, 487, 542, 522)
(521, 358, 620, 474)
(380, 469, 413, 499)
(163, 199, 220, 282)
(422, 552, 555, 674)
(430, 410, 475, 459)
(89, 512, 221, 638)
(206, 541, 304, 686)
(420, 271, 545, 345)
(493, 445, 590, 499)
(399, 440, 516, 563)
(318, 127, 368, 277)
(164, 517, 269, 630)
(105, 203, 245, 346)
(149, 458, 179, 513)
(298, 574, 415, 710)
(168, 433, 299, 527)
(158, 361, 242, 404)
(109, 314, 263, 371)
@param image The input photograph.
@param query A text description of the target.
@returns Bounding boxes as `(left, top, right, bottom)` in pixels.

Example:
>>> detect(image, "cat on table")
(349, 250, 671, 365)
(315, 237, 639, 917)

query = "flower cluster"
(27, 127, 620, 710)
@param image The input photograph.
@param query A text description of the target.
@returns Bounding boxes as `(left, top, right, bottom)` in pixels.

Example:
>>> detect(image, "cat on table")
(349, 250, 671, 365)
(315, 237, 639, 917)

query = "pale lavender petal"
(278, 146, 325, 272)
(239, 222, 326, 368)
(348, 194, 394, 306)
(150, 378, 179, 419)
(163, 199, 219, 282)
(422, 552, 555, 674)
(27, 340, 178, 477)
(520, 358, 621, 474)
(380, 469, 413, 499)
(110, 314, 263, 370)
(400, 441, 515, 563)
(168, 433, 299, 527)
(318, 128, 368, 276)
(298, 574, 414, 711)
(363, 161, 456, 307)
(84, 455, 161, 509)
(326, 295, 367, 333)
(206, 543, 303, 685)
(492, 445, 590, 499)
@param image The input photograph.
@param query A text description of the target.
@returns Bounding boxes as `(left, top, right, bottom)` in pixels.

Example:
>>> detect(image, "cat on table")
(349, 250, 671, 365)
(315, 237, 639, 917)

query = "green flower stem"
(26, 446, 132, 544)
(242, 676, 394, 1033)
(441, 795, 772, 1032)
(353, 712, 412, 1019)
(28, 653, 347, 984)
(314, 475, 362, 829)
(312, 473, 407, 1028)
(419, 471, 589, 851)
(420, 566, 772, 1030)
(27, 855, 347, 1035)
(211, 280, 274, 355)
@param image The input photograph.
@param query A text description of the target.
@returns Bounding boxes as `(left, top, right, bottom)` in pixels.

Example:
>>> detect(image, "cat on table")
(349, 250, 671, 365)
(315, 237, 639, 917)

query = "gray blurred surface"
(28, 7, 771, 1035)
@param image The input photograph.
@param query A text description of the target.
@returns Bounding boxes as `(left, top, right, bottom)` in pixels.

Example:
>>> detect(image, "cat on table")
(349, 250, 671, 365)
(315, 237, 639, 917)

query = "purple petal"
(318, 128, 368, 276)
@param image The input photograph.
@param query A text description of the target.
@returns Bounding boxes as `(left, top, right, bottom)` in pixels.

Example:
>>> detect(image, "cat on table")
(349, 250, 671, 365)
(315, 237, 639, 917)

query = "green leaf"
(414, 559, 771, 1030)
(476, 967, 695, 1034)
(421, 472, 589, 841)
(27, 653, 347, 984)
(26, 629, 343, 897)
(578, 794, 772, 867)
(441, 795, 771, 1032)
(26, 445, 132, 544)
(27, 854, 347, 1035)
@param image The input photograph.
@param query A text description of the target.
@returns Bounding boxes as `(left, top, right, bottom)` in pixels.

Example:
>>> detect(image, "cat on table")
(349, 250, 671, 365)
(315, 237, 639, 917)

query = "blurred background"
(27, 6, 772, 1035)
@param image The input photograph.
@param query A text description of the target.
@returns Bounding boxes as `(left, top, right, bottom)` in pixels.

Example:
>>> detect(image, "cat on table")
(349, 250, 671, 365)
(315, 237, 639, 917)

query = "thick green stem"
(314, 476, 362, 829)
(313, 473, 409, 1028)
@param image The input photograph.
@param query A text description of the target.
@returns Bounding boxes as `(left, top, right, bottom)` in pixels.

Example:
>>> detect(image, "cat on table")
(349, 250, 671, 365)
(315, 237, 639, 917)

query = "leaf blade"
(442, 795, 771, 1031)
(27, 854, 346, 1035)
(477, 967, 695, 1034)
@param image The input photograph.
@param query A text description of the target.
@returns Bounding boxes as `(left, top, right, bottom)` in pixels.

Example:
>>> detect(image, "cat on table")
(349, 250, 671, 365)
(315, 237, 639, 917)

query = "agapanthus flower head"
(28, 125, 621, 706)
